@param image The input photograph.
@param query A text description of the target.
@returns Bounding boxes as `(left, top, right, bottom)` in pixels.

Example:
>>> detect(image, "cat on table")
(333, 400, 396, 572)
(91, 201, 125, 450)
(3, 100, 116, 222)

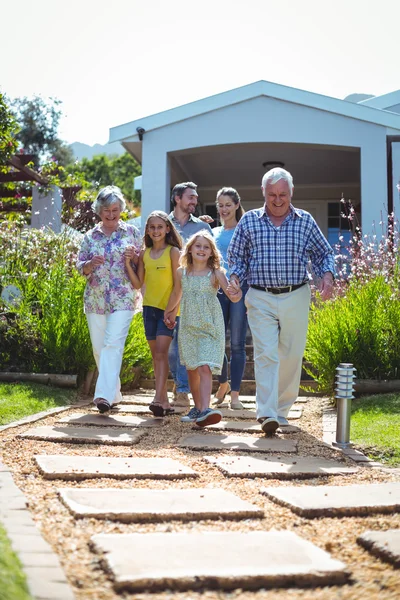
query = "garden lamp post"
(332, 363, 356, 449)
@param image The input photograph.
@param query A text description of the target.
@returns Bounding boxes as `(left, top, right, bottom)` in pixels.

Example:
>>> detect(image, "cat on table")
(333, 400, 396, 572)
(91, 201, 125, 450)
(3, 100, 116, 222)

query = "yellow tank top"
(143, 246, 179, 313)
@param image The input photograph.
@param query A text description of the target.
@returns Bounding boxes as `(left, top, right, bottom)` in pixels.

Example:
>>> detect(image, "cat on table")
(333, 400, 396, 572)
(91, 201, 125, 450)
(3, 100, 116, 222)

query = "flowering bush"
(0, 219, 152, 381)
(304, 208, 400, 394)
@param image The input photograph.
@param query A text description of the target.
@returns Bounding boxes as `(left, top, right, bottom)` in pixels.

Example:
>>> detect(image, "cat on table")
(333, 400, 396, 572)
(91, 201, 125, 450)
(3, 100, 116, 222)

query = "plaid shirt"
(227, 206, 335, 287)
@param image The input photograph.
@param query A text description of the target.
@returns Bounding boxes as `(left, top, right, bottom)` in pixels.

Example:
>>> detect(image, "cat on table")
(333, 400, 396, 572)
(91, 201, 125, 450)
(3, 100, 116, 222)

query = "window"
(327, 202, 352, 251)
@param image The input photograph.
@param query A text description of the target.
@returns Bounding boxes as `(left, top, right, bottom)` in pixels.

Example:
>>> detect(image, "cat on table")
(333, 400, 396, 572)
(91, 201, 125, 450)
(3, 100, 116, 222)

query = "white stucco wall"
(140, 96, 388, 233)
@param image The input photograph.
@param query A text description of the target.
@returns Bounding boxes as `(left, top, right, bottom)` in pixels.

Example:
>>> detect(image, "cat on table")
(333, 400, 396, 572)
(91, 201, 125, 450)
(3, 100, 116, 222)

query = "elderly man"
(228, 168, 334, 434)
(168, 182, 212, 408)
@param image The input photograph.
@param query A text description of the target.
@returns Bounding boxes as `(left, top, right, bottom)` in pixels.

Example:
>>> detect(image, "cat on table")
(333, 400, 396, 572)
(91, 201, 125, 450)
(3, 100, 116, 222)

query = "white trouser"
(86, 311, 134, 405)
(245, 285, 311, 420)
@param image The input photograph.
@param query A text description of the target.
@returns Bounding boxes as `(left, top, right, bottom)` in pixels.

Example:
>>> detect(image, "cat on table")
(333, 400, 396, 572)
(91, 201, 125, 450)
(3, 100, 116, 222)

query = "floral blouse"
(76, 221, 142, 314)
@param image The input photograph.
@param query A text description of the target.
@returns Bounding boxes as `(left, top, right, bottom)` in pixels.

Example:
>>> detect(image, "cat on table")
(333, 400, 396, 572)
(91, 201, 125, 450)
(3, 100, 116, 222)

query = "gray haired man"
(228, 168, 335, 434)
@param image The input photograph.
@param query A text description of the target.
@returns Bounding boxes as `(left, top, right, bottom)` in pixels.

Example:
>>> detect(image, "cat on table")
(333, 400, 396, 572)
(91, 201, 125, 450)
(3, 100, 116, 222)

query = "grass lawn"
(351, 393, 400, 466)
(0, 524, 32, 600)
(0, 382, 78, 426)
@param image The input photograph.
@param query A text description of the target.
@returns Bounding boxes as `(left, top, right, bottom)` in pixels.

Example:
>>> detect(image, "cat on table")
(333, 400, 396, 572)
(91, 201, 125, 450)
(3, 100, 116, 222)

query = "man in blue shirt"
(168, 182, 212, 408)
(228, 168, 334, 434)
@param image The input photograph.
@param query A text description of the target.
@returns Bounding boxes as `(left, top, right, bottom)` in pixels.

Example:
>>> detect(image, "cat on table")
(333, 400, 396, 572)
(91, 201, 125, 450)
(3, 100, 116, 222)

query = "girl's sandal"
(149, 402, 166, 417)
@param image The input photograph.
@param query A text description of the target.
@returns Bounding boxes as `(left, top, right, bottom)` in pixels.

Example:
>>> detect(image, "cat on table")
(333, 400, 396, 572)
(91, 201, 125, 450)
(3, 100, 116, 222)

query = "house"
(109, 81, 400, 240)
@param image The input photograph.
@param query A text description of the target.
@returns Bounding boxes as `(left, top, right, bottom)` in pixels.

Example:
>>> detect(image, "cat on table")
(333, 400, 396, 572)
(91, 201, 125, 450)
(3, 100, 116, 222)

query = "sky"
(1, 0, 399, 146)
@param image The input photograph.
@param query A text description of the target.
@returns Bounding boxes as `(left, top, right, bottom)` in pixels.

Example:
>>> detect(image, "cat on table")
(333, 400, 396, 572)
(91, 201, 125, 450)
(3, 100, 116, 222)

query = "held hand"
(226, 279, 242, 302)
(164, 310, 177, 330)
(227, 279, 240, 294)
(319, 273, 334, 301)
(124, 246, 136, 262)
(132, 249, 140, 265)
(199, 214, 214, 224)
(90, 255, 105, 268)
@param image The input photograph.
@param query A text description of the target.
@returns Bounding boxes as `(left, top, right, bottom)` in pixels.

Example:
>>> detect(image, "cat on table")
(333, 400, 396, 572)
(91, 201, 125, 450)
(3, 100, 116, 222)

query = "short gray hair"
(92, 185, 126, 216)
(261, 168, 294, 194)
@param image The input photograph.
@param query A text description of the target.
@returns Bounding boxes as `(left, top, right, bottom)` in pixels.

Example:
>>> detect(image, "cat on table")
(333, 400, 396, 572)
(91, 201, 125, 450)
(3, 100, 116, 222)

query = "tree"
(68, 152, 141, 206)
(11, 95, 73, 167)
(0, 94, 19, 165)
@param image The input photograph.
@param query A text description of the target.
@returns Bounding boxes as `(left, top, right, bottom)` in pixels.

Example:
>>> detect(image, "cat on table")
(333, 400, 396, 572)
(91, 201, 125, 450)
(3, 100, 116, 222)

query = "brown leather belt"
(251, 282, 308, 295)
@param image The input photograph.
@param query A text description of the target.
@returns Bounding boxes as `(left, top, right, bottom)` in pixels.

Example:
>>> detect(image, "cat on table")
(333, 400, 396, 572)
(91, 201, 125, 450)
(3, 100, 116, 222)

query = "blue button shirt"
(228, 206, 335, 286)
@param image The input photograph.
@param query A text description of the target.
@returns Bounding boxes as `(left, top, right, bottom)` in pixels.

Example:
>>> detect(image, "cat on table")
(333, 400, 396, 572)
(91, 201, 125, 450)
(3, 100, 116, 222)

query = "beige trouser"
(245, 285, 311, 420)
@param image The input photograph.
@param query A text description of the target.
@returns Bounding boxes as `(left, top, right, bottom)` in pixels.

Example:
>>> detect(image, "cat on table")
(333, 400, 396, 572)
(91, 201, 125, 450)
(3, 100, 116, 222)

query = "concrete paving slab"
(18, 552, 64, 568)
(119, 395, 152, 405)
(205, 421, 299, 434)
(58, 413, 164, 428)
(261, 482, 400, 518)
(180, 434, 297, 453)
(91, 530, 348, 592)
(204, 455, 358, 479)
(35, 455, 197, 480)
(357, 529, 400, 567)
(218, 408, 257, 419)
(7, 533, 54, 554)
(59, 488, 263, 521)
(19, 426, 146, 446)
(25, 574, 75, 600)
(89, 404, 186, 415)
(0, 497, 27, 512)
(288, 409, 303, 420)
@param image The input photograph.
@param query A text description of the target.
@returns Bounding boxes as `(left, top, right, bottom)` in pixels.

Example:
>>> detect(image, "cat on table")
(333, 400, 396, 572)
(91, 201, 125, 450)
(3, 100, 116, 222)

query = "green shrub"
(305, 276, 400, 394)
(121, 312, 153, 386)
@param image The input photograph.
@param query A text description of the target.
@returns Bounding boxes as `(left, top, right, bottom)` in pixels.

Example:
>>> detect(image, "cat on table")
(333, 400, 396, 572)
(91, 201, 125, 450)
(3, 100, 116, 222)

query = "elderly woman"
(76, 185, 141, 413)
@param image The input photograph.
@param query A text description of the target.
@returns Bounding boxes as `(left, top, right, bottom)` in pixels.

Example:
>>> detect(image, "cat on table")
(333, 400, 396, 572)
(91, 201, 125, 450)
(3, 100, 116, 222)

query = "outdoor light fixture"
(332, 362, 357, 449)
(262, 161, 285, 169)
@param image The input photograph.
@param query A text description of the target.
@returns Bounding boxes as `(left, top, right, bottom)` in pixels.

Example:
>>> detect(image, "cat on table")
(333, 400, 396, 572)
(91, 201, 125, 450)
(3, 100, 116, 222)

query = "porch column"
(392, 141, 400, 221)
(360, 139, 387, 235)
(31, 185, 62, 233)
(141, 143, 170, 231)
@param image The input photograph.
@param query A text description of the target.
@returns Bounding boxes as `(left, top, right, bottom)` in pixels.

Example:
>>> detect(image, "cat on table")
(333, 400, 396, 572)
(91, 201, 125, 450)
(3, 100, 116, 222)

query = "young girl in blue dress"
(164, 231, 242, 427)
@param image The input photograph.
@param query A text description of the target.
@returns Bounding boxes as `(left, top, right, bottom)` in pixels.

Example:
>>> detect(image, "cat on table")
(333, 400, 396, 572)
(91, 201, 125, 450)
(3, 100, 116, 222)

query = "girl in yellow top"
(125, 211, 182, 417)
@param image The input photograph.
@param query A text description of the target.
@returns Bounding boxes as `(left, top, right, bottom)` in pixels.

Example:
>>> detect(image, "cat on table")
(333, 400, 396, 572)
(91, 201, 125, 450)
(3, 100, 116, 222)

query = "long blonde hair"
(180, 231, 223, 280)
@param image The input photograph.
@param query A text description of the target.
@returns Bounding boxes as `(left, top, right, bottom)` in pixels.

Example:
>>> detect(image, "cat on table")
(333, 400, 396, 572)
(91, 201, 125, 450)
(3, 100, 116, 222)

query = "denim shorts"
(143, 305, 177, 340)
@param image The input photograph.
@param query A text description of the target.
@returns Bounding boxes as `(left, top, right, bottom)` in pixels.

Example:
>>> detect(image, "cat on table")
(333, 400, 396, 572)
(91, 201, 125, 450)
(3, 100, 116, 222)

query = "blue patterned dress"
(178, 269, 225, 374)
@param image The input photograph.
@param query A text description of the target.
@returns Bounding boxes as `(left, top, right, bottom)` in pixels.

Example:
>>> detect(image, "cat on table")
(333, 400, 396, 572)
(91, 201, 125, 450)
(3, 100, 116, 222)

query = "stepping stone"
(59, 488, 263, 521)
(90, 404, 152, 414)
(294, 397, 309, 403)
(89, 404, 186, 415)
(261, 482, 400, 518)
(19, 426, 145, 446)
(218, 408, 257, 420)
(204, 455, 357, 479)
(119, 395, 152, 405)
(357, 529, 400, 567)
(237, 395, 257, 402)
(288, 408, 303, 420)
(180, 433, 297, 453)
(205, 421, 299, 434)
(35, 455, 197, 480)
(91, 530, 348, 592)
(58, 413, 164, 428)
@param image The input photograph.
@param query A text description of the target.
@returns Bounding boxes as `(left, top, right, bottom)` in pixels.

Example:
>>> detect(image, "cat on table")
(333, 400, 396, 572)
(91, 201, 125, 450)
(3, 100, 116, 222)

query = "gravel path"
(1, 393, 399, 599)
